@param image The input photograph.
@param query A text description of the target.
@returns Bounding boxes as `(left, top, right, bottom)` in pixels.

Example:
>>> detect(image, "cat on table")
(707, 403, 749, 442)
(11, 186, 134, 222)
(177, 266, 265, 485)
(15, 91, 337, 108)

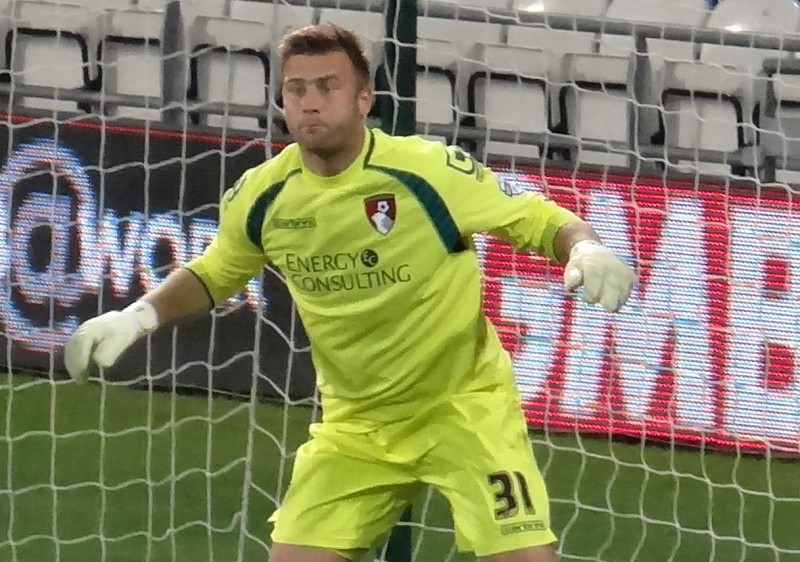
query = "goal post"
(0, 1, 799, 561)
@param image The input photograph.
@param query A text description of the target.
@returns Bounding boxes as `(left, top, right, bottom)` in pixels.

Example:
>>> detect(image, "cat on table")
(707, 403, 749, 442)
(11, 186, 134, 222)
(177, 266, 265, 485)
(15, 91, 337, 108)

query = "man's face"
(281, 50, 372, 155)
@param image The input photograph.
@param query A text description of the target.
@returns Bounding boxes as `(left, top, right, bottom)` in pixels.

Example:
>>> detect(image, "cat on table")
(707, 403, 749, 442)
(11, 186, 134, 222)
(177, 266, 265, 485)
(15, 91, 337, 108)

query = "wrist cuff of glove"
(570, 239, 602, 257)
(123, 300, 160, 334)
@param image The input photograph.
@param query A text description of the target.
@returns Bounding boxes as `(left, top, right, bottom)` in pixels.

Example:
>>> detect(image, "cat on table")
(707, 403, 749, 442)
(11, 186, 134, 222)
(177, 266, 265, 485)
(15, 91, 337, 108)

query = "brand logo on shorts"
(364, 194, 396, 235)
(500, 520, 547, 535)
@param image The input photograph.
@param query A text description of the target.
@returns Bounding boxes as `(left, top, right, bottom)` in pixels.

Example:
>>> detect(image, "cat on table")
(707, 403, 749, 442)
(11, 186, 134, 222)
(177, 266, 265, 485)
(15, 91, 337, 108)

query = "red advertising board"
(482, 168, 799, 455)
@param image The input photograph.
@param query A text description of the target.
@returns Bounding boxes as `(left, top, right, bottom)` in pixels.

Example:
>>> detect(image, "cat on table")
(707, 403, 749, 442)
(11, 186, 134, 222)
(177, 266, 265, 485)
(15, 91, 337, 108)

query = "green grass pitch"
(1, 373, 797, 562)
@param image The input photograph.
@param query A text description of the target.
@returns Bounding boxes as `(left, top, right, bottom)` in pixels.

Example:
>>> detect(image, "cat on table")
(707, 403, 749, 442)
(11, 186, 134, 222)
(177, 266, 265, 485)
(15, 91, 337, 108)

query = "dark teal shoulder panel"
(245, 168, 301, 250)
(366, 164, 466, 253)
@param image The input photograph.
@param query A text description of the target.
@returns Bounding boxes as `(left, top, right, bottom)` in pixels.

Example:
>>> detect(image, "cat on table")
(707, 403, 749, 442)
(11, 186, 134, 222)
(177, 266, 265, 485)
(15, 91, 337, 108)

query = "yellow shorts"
(269, 389, 557, 558)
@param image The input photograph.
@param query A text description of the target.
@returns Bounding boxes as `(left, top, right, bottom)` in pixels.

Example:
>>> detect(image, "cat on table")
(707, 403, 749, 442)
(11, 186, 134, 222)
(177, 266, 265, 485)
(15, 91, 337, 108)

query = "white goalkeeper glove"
(63, 301, 160, 384)
(564, 240, 636, 313)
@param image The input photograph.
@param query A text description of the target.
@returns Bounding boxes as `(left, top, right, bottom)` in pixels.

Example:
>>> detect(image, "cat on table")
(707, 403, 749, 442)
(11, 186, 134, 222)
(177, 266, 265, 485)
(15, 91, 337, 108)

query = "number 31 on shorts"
(488, 470, 536, 519)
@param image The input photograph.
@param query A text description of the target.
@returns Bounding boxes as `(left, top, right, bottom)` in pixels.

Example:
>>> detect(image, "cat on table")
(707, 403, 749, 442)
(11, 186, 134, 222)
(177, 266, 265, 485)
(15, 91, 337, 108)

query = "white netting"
(0, 1, 799, 561)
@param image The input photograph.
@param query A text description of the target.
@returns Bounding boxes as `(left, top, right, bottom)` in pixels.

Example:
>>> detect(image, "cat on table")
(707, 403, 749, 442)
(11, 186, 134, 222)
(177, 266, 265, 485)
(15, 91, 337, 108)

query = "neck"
(301, 126, 366, 177)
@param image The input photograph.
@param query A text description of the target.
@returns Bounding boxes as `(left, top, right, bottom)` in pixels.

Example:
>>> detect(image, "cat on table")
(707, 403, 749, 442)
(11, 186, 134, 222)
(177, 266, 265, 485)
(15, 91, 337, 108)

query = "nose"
(300, 87, 323, 113)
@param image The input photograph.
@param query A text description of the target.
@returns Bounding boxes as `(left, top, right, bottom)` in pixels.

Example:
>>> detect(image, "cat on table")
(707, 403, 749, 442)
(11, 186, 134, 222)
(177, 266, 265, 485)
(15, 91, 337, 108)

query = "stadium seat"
(468, 43, 549, 161)
(418, 0, 512, 10)
(100, 0, 133, 7)
(559, 52, 633, 167)
(601, 0, 708, 65)
(188, 15, 271, 131)
(509, 1, 632, 167)
(190, 1, 312, 131)
(508, 0, 608, 81)
(63, 0, 132, 8)
(173, 0, 225, 22)
(98, 8, 165, 121)
(179, 0, 235, 64)
(658, 0, 800, 174)
(7, 0, 104, 112)
(415, 37, 460, 130)
(588, 0, 710, 164)
(229, 0, 314, 36)
(507, 0, 609, 154)
(761, 59, 800, 183)
(416, 13, 504, 138)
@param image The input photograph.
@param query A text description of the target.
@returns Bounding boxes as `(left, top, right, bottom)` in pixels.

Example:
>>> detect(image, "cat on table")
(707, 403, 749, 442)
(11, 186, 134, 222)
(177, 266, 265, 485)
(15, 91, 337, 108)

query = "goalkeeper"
(64, 23, 635, 562)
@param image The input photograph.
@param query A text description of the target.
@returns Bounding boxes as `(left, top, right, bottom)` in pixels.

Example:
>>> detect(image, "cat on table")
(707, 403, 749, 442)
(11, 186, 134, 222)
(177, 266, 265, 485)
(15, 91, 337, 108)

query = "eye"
(285, 83, 305, 97)
(317, 78, 340, 94)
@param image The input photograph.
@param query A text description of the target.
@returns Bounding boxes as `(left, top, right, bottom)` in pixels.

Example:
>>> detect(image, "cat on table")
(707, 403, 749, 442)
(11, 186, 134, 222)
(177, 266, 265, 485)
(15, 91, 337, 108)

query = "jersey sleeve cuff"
(183, 261, 222, 308)
(541, 210, 582, 262)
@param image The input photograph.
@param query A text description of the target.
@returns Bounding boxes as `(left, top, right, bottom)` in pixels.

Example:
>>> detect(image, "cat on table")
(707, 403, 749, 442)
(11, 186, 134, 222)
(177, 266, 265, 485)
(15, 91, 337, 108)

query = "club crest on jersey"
(364, 194, 396, 234)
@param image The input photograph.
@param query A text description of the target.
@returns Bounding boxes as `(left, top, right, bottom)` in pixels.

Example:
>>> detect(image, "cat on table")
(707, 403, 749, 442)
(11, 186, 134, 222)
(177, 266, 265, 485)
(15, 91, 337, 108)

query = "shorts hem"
(271, 533, 371, 553)
(466, 531, 559, 557)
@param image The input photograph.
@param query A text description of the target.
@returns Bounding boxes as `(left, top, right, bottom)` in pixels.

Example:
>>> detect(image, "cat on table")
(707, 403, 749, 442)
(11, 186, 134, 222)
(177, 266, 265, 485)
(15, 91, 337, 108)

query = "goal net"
(0, 0, 798, 561)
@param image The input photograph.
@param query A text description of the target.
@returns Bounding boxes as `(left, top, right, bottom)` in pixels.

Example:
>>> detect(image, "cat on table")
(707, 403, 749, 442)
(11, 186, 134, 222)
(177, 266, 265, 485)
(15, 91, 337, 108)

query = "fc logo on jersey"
(364, 194, 396, 235)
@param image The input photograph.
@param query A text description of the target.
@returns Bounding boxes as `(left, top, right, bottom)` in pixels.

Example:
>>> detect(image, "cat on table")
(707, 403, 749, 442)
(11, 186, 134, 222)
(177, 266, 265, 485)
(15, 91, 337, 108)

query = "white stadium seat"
(417, 13, 504, 50)
(8, 0, 105, 112)
(763, 55, 800, 182)
(189, 15, 271, 131)
(601, 0, 709, 67)
(416, 37, 460, 128)
(469, 43, 549, 161)
(132, 0, 174, 9)
(65, 0, 132, 8)
(700, 0, 800, 75)
(508, 0, 632, 167)
(508, 0, 608, 147)
(419, 0, 512, 7)
(187, 2, 313, 132)
(560, 52, 633, 167)
(210, 1, 314, 131)
(100, 8, 165, 121)
(317, 9, 385, 78)
(229, 0, 314, 36)
(416, 14, 504, 134)
(591, 0, 711, 163)
(176, 0, 227, 25)
(317, 9, 384, 44)
(659, 0, 800, 173)
(508, 0, 608, 82)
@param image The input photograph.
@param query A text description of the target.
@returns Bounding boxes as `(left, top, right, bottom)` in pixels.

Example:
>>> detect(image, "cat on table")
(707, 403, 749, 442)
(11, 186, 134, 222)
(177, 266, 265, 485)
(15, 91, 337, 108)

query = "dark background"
(0, 114, 316, 401)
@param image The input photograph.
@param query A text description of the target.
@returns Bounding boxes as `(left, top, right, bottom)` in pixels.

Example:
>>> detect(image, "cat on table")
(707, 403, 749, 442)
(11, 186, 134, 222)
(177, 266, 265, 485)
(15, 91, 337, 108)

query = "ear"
(358, 87, 374, 117)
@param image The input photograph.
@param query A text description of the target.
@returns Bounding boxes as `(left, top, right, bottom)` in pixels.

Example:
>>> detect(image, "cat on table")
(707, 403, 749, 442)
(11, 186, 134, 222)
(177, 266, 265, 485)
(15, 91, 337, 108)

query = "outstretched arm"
(432, 145, 635, 312)
(63, 268, 214, 383)
(141, 267, 214, 325)
(64, 170, 267, 383)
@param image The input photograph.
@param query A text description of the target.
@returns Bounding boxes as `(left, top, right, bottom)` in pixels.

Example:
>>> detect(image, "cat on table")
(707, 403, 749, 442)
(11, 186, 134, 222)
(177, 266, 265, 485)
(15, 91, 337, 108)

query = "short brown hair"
(279, 23, 371, 88)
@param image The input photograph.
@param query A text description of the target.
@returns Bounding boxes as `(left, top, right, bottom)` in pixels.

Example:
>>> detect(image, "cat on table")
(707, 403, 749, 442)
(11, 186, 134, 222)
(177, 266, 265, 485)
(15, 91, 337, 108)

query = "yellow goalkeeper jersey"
(186, 128, 579, 426)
